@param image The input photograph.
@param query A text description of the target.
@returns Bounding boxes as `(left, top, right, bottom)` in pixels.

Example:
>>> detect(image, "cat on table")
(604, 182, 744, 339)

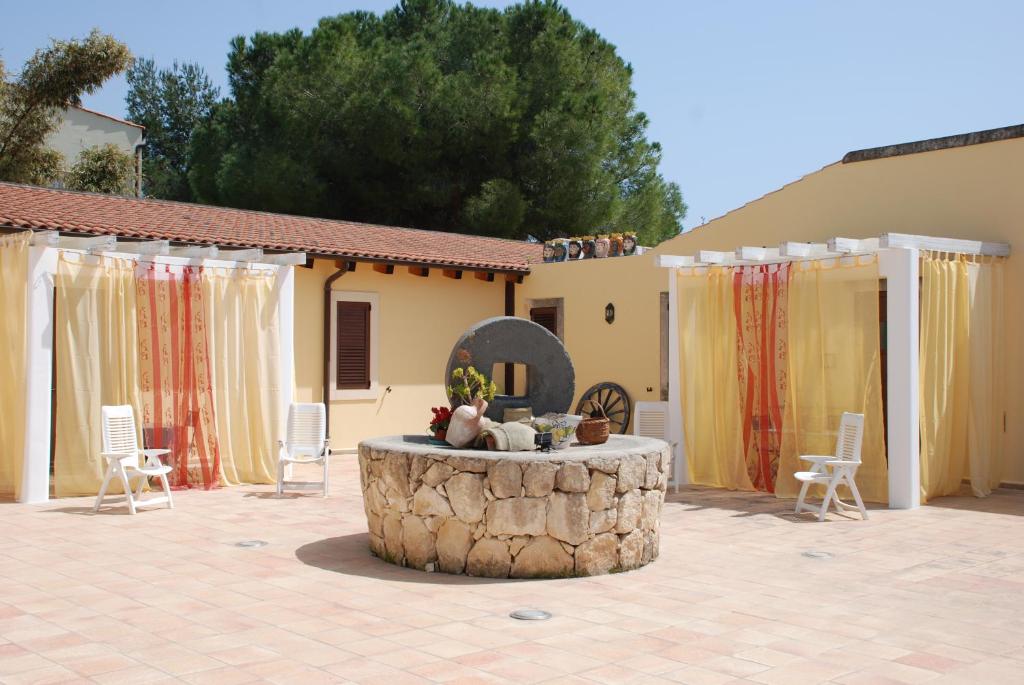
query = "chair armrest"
(825, 460, 859, 468)
(799, 455, 833, 463)
(100, 451, 135, 461)
(142, 448, 170, 457)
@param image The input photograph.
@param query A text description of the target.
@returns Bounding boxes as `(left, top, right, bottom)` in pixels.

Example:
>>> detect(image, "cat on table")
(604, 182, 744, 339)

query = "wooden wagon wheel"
(575, 382, 631, 434)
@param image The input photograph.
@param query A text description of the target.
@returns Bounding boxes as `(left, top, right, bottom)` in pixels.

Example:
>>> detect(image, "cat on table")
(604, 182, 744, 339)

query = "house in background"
(44, 106, 146, 196)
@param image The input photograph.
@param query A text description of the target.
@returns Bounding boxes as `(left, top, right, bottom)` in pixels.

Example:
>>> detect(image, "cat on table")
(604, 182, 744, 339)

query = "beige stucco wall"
(45, 107, 144, 169)
(516, 255, 668, 430)
(293, 259, 507, 449)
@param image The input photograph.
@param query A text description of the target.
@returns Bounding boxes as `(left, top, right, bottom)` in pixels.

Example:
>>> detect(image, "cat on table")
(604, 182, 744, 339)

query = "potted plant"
(428, 406, 452, 441)
(445, 366, 498, 448)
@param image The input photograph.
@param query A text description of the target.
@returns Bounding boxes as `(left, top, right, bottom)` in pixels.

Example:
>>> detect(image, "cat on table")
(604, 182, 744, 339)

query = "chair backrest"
(286, 403, 327, 455)
(834, 412, 865, 463)
(101, 405, 140, 459)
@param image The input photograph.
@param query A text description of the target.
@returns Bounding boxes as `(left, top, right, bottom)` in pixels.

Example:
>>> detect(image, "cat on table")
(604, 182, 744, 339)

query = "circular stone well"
(357, 435, 670, 578)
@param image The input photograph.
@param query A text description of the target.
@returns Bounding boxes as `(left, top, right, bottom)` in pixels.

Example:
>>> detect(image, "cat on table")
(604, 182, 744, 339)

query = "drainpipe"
(323, 262, 349, 439)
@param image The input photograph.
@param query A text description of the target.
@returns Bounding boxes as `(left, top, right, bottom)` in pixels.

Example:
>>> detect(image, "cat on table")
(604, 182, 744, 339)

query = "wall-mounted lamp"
(604, 302, 615, 324)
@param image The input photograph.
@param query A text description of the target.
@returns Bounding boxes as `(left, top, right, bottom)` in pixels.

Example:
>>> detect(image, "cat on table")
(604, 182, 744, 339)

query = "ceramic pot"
(447, 397, 488, 448)
(595, 237, 610, 258)
(567, 240, 582, 260)
(581, 238, 596, 259)
(552, 240, 568, 262)
(542, 242, 556, 262)
(433, 429, 447, 441)
(609, 235, 623, 257)
(622, 233, 638, 256)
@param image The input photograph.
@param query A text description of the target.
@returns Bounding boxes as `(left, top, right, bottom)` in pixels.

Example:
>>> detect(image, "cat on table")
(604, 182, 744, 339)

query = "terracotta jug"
(446, 397, 489, 448)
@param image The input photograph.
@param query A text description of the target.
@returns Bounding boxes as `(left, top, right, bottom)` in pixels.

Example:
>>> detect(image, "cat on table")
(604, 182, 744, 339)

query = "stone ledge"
(358, 434, 671, 578)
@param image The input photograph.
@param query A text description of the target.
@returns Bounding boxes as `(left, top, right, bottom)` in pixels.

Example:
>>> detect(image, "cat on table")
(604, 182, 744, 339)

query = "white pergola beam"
(827, 237, 863, 253)
(59, 235, 117, 252)
(697, 250, 727, 264)
(779, 241, 828, 257)
(262, 252, 307, 266)
(217, 248, 264, 263)
(735, 246, 782, 261)
(114, 239, 169, 256)
(169, 245, 220, 259)
(656, 255, 695, 268)
(880, 232, 1010, 257)
(30, 231, 59, 247)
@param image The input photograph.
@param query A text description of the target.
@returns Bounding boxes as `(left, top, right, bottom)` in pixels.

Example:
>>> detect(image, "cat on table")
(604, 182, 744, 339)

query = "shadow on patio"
(295, 532, 531, 585)
(664, 484, 885, 522)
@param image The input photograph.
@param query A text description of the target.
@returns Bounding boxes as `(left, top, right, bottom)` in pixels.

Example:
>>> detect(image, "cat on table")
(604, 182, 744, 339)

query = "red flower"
(428, 406, 452, 432)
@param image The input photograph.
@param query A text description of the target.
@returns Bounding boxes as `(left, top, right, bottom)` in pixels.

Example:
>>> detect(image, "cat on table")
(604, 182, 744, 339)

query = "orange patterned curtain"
(733, 263, 789, 492)
(136, 264, 220, 489)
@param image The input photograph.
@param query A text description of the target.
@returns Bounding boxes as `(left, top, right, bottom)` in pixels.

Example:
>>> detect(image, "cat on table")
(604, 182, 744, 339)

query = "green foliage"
(0, 30, 131, 186)
(65, 144, 136, 195)
(446, 366, 498, 406)
(189, 0, 685, 244)
(126, 58, 219, 200)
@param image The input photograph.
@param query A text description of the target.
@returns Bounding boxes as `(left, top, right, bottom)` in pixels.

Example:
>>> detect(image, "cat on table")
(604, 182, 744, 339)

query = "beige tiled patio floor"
(2, 459, 1023, 684)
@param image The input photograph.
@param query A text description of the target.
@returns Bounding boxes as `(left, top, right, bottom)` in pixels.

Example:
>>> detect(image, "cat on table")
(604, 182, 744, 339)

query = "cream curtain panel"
(920, 254, 1004, 500)
(53, 254, 142, 497)
(0, 232, 31, 499)
(204, 269, 281, 485)
(676, 268, 754, 491)
(777, 257, 888, 503)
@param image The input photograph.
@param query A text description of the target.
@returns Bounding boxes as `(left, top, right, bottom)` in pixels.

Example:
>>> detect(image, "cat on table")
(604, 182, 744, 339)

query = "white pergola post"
(21, 245, 57, 503)
(666, 267, 688, 489)
(878, 247, 921, 509)
(276, 265, 296, 442)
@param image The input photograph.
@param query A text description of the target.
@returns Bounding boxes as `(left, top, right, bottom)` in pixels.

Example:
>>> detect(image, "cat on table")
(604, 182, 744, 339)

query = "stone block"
(615, 489, 642, 533)
(486, 498, 547, 536)
(556, 462, 590, 493)
(523, 462, 558, 497)
(547, 492, 589, 545)
(575, 532, 618, 576)
(447, 456, 488, 473)
(589, 508, 617, 534)
(587, 471, 617, 511)
(641, 490, 662, 530)
(421, 462, 455, 488)
(511, 536, 573, 578)
(616, 455, 646, 493)
(619, 529, 643, 570)
(446, 473, 486, 523)
(383, 512, 404, 565)
(402, 515, 436, 570)
(383, 453, 411, 497)
(412, 487, 454, 518)
(466, 538, 511, 578)
(488, 461, 523, 499)
(436, 519, 474, 574)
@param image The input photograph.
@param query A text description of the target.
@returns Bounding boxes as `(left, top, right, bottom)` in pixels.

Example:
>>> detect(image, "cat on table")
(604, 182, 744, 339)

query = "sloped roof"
(0, 182, 541, 272)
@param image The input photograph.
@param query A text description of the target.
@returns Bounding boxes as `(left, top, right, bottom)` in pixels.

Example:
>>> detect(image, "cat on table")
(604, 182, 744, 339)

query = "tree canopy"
(0, 30, 131, 186)
(190, 0, 685, 243)
(126, 58, 219, 200)
(65, 143, 136, 195)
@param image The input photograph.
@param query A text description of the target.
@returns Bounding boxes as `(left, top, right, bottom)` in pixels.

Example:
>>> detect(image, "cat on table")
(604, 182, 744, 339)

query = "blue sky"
(3, 1, 1022, 230)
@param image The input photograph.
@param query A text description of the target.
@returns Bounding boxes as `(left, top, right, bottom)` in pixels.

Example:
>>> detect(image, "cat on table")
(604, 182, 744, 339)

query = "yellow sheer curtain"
(53, 254, 141, 496)
(0, 232, 31, 499)
(203, 268, 281, 485)
(920, 254, 1004, 500)
(778, 256, 888, 503)
(677, 268, 753, 490)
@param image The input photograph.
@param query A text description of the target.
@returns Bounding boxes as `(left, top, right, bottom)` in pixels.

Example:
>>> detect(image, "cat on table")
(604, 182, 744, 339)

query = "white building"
(45, 106, 145, 196)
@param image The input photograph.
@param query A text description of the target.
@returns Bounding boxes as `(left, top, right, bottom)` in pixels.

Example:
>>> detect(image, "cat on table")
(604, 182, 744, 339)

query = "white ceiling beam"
(30, 230, 59, 247)
(261, 252, 307, 266)
(656, 255, 696, 268)
(60, 235, 117, 252)
(880, 233, 1010, 257)
(697, 250, 727, 264)
(217, 248, 264, 263)
(114, 239, 169, 256)
(169, 245, 219, 259)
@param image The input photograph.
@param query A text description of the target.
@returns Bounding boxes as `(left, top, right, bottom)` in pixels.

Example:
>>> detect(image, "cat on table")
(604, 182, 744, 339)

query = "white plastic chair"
(277, 403, 330, 497)
(794, 412, 868, 521)
(93, 405, 173, 515)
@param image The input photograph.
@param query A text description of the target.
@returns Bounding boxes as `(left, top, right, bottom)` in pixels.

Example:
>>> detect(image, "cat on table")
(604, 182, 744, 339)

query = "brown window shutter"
(530, 306, 558, 336)
(336, 301, 371, 390)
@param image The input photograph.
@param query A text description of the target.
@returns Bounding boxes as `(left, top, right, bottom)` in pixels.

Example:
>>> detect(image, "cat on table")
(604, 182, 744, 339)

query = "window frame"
(329, 291, 380, 400)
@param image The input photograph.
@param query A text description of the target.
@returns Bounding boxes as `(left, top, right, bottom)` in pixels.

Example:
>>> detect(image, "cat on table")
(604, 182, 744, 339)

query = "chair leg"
(322, 457, 329, 498)
(159, 473, 174, 510)
(117, 468, 137, 515)
(135, 470, 147, 501)
(276, 460, 284, 495)
(847, 476, 868, 520)
(817, 479, 839, 522)
(93, 464, 114, 512)
(794, 480, 811, 513)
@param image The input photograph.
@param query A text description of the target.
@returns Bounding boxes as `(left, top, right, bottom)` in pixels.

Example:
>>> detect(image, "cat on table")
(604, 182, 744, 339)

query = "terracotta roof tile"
(0, 182, 542, 272)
